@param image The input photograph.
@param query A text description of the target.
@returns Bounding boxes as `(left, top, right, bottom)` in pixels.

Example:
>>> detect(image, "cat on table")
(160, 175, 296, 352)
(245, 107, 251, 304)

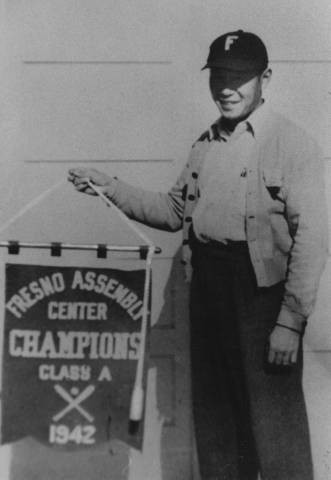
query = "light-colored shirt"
(192, 120, 252, 242)
(103, 105, 329, 321)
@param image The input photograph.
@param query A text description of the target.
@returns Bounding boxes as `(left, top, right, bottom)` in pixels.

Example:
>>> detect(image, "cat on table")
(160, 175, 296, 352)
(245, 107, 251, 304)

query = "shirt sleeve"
(281, 134, 329, 322)
(101, 160, 191, 232)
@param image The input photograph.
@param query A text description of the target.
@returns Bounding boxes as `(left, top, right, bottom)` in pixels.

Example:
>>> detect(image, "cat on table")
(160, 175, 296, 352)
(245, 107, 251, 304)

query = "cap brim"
(202, 59, 267, 73)
(207, 67, 261, 89)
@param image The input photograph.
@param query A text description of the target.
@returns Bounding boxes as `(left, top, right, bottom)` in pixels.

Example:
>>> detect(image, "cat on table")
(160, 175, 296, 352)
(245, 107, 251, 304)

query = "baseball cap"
(202, 30, 268, 73)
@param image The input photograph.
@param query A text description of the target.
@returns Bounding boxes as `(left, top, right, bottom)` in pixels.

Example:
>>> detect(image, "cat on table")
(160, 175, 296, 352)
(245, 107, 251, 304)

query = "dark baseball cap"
(202, 30, 268, 73)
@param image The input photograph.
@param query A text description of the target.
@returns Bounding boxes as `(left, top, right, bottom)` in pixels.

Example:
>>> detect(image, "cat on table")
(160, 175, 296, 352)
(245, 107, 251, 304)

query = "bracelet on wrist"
(275, 322, 304, 335)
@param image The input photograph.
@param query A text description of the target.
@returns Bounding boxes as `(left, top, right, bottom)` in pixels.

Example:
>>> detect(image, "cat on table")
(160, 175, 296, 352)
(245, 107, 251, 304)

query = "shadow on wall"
(4, 249, 193, 480)
(153, 249, 193, 480)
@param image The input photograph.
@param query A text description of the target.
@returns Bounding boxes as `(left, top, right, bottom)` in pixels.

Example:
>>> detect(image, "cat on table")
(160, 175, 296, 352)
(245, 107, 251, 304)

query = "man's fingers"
(268, 344, 293, 365)
(274, 352, 284, 365)
(69, 168, 88, 176)
(76, 183, 88, 191)
(268, 348, 297, 365)
(268, 346, 276, 363)
(68, 174, 86, 184)
(68, 173, 98, 195)
(281, 352, 291, 365)
(76, 184, 96, 195)
(68, 169, 92, 184)
(74, 177, 90, 186)
(290, 349, 298, 364)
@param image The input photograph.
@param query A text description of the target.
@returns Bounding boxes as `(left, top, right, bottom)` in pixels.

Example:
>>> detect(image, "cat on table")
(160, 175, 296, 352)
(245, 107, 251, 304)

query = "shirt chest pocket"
(262, 167, 285, 203)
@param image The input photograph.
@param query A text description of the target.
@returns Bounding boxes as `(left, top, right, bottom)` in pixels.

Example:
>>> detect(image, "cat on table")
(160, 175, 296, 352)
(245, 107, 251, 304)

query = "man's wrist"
(277, 305, 308, 334)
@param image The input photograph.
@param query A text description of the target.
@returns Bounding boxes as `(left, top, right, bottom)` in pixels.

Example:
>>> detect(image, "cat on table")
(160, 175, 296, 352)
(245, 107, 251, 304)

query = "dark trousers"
(189, 238, 313, 480)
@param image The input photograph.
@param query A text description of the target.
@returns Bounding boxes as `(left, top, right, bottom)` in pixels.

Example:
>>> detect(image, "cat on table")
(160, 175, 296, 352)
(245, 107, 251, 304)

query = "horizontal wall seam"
(24, 158, 174, 164)
(23, 60, 172, 65)
(271, 60, 331, 64)
(22, 59, 331, 66)
(304, 349, 331, 353)
(24, 157, 330, 164)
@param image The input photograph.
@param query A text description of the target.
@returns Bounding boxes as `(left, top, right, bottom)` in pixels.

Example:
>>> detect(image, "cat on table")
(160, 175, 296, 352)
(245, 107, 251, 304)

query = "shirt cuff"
(279, 304, 308, 333)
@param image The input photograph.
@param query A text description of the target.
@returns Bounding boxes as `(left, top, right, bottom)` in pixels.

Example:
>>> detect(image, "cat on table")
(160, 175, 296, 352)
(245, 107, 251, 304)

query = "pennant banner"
(1, 264, 150, 450)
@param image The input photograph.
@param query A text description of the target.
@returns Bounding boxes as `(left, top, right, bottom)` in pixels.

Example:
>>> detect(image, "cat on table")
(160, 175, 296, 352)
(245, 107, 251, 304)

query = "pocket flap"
(263, 167, 283, 187)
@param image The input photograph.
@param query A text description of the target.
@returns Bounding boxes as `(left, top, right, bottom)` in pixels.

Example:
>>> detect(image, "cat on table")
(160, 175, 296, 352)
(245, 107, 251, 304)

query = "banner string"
(0, 179, 66, 236)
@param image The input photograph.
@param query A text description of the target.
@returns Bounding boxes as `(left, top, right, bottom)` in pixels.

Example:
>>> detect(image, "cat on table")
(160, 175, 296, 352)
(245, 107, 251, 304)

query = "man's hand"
(268, 326, 300, 365)
(267, 307, 304, 365)
(68, 168, 113, 195)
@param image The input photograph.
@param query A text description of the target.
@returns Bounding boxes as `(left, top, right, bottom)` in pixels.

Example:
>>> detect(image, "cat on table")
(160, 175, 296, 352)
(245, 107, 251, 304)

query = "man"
(68, 30, 328, 480)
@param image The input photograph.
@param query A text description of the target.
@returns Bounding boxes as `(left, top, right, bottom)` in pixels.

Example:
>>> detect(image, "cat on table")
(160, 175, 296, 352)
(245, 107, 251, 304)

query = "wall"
(0, 1, 330, 479)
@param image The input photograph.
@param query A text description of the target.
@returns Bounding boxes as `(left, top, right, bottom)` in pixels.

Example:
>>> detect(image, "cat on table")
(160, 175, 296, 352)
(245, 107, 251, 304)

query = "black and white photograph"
(0, 1, 330, 479)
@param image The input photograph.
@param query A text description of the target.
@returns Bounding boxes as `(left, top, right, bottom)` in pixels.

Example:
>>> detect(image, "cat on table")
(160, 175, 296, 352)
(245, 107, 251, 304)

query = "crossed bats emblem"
(53, 384, 95, 422)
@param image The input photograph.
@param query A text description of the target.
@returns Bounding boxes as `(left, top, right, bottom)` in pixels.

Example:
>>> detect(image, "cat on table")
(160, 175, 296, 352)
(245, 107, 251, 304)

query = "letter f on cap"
(225, 35, 239, 51)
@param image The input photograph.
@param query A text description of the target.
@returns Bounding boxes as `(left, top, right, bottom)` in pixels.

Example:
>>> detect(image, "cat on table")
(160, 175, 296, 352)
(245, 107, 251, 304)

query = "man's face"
(209, 68, 271, 122)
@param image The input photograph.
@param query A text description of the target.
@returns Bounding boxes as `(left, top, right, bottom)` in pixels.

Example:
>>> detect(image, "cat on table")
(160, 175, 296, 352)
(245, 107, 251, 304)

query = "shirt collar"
(211, 99, 270, 141)
(245, 100, 270, 138)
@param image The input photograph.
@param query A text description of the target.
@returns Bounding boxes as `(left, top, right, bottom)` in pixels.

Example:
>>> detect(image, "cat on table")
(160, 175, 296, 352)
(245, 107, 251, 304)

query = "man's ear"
(261, 68, 272, 91)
